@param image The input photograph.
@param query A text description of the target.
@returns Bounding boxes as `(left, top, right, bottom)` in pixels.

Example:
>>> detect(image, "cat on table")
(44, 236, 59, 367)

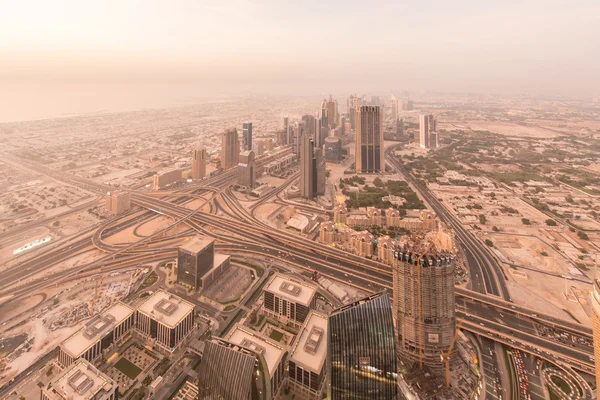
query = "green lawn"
(114, 357, 142, 380)
(269, 329, 284, 342)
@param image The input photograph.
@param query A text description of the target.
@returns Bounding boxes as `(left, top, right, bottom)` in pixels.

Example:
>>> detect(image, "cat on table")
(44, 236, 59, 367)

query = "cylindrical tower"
(392, 240, 457, 373)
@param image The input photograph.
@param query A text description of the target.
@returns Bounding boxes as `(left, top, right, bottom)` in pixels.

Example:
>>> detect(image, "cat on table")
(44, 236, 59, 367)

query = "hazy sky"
(1, 0, 599, 121)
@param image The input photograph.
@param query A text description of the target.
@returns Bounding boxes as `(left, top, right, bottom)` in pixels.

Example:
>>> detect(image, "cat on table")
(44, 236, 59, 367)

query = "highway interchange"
(0, 145, 595, 399)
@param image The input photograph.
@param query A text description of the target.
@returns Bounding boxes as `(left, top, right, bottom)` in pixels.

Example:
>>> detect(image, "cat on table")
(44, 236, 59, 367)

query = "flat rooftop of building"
(179, 236, 214, 255)
(289, 311, 328, 374)
(137, 290, 194, 329)
(226, 325, 286, 378)
(44, 359, 115, 400)
(61, 302, 134, 358)
(200, 253, 230, 280)
(264, 274, 316, 307)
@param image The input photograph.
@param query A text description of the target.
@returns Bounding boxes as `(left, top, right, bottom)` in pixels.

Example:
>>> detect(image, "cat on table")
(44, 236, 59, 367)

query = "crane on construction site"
(442, 318, 464, 389)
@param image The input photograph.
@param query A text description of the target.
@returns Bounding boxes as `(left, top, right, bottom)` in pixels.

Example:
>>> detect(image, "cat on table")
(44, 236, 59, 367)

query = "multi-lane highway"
(385, 146, 510, 300)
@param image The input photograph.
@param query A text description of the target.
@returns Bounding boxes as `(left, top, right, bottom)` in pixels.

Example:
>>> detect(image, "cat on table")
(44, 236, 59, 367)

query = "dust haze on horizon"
(1, 0, 599, 122)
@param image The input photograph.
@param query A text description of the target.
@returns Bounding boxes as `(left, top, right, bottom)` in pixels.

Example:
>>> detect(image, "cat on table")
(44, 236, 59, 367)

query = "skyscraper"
(192, 146, 207, 180)
(242, 122, 253, 151)
(419, 114, 431, 148)
(327, 95, 337, 128)
(392, 228, 457, 372)
(355, 105, 384, 173)
(221, 128, 240, 168)
(237, 150, 256, 187)
(419, 114, 437, 149)
(292, 123, 303, 155)
(299, 133, 316, 200)
(592, 279, 600, 391)
(328, 292, 398, 399)
(302, 114, 316, 138)
(391, 95, 398, 124)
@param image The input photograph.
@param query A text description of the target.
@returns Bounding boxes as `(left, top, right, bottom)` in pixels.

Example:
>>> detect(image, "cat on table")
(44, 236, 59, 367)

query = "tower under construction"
(392, 227, 457, 373)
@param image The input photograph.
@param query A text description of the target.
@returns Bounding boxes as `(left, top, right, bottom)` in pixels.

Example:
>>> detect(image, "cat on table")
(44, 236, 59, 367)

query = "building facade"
(299, 133, 316, 200)
(592, 279, 600, 391)
(221, 128, 240, 169)
(59, 302, 134, 367)
(325, 137, 342, 162)
(238, 150, 256, 187)
(226, 325, 288, 399)
(355, 105, 384, 173)
(136, 290, 195, 352)
(288, 311, 328, 399)
(328, 292, 398, 399)
(177, 237, 215, 290)
(105, 191, 131, 215)
(392, 237, 457, 372)
(154, 168, 182, 189)
(198, 338, 266, 400)
(262, 274, 317, 327)
(242, 122, 253, 151)
(192, 146, 207, 180)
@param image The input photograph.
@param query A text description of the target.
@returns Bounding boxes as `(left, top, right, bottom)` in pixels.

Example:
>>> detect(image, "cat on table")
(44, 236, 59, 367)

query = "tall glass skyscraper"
(327, 292, 398, 399)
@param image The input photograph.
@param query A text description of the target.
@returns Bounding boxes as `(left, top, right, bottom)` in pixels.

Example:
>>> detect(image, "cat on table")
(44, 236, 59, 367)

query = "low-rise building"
(262, 274, 317, 327)
(288, 311, 328, 399)
(135, 290, 194, 352)
(225, 325, 288, 399)
(351, 230, 374, 257)
(153, 168, 182, 189)
(42, 359, 117, 400)
(59, 302, 134, 367)
(105, 191, 131, 215)
(333, 203, 347, 224)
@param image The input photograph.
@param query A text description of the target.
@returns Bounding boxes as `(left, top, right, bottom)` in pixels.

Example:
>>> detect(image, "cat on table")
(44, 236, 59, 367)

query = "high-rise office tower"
(392, 228, 457, 372)
(302, 114, 316, 137)
(192, 146, 207, 180)
(328, 292, 398, 399)
(419, 114, 431, 148)
(292, 123, 303, 155)
(327, 95, 337, 128)
(391, 95, 398, 124)
(419, 114, 437, 149)
(592, 279, 600, 391)
(221, 128, 240, 168)
(242, 122, 252, 151)
(355, 105, 384, 173)
(238, 150, 256, 187)
(177, 237, 215, 290)
(315, 147, 326, 196)
(396, 119, 404, 136)
(299, 133, 316, 200)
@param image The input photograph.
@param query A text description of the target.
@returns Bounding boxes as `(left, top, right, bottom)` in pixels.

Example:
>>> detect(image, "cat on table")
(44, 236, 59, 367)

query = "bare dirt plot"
(466, 121, 562, 139)
(491, 234, 573, 275)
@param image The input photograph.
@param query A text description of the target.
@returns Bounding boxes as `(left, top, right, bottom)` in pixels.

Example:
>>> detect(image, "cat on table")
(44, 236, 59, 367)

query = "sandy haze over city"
(1, 0, 600, 122)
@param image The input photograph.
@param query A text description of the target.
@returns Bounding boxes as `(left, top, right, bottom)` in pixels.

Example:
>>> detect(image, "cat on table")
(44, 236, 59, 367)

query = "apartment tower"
(221, 128, 240, 168)
(355, 105, 384, 173)
(192, 146, 207, 180)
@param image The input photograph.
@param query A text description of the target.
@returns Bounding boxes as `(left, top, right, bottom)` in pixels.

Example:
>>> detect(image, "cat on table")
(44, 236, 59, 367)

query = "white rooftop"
(61, 302, 134, 358)
(289, 311, 328, 374)
(226, 325, 286, 377)
(137, 290, 194, 328)
(200, 253, 231, 280)
(264, 274, 316, 307)
(44, 359, 115, 400)
(180, 236, 214, 254)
